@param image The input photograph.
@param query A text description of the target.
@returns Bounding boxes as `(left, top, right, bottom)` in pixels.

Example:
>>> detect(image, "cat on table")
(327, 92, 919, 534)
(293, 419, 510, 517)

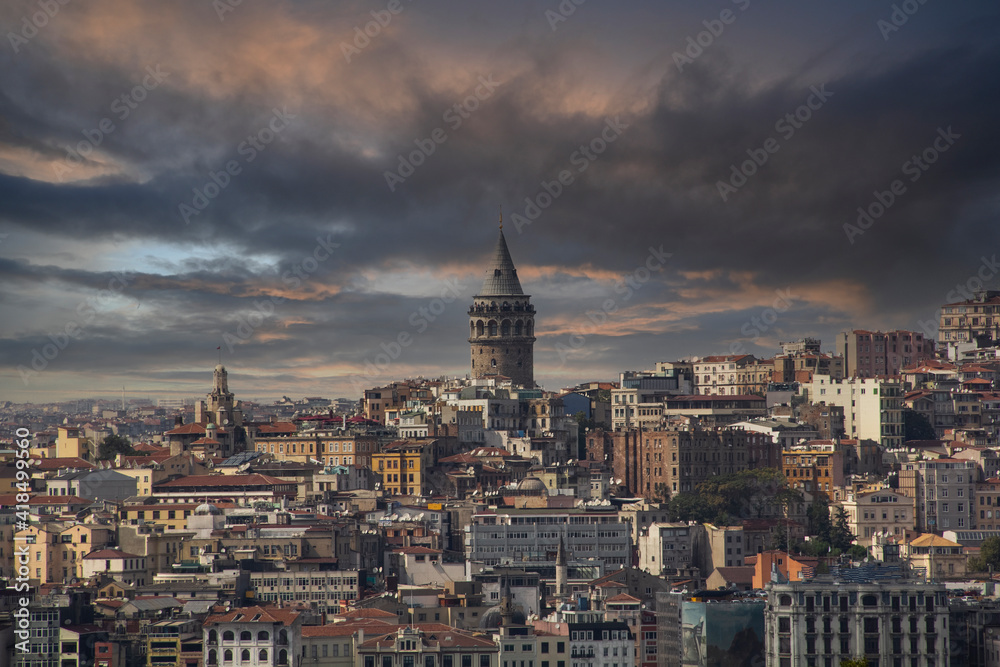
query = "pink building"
(836, 329, 935, 378)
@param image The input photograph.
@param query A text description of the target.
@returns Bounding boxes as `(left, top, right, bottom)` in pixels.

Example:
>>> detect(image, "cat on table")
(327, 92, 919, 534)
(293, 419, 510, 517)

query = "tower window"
(491, 359, 497, 368)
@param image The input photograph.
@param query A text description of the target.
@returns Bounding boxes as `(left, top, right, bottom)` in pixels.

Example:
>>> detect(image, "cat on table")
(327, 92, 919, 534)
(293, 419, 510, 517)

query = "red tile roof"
(165, 423, 207, 435)
(155, 474, 291, 487)
(204, 605, 300, 626)
(257, 422, 298, 434)
(30, 457, 95, 471)
(393, 546, 442, 555)
(335, 608, 398, 619)
(303, 619, 396, 637)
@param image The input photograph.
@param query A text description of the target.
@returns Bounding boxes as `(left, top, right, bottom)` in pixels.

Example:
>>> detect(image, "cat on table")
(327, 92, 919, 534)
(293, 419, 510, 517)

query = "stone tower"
(469, 221, 535, 387)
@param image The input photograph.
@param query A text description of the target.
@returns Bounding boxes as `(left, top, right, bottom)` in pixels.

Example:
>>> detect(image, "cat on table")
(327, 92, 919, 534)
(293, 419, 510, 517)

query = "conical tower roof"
(477, 229, 524, 297)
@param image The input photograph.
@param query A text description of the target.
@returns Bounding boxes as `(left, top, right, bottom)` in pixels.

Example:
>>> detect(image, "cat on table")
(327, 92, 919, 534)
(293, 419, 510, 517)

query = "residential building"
(695, 524, 745, 577)
(465, 506, 631, 571)
(692, 355, 758, 396)
(203, 605, 303, 667)
(802, 375, 904, 448)
(837, 329, 935, 378)
(357, 625, 499, 667)
(637, 522, 694, 576)
(904, 533, 967, 580)
(592, 428, 773, 501)
(781, 442, 845, 500)
(765, 574, 949, 667)
(837, 489, 915, 540)
(974, 478, 1000, 529)
(938, 291, 1000, 348)
(80, 548, 148, 587)
(898, 458, 976, 531)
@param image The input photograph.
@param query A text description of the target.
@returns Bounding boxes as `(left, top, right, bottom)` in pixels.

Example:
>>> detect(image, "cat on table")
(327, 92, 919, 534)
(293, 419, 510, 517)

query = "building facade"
(765, 577, 949, 667)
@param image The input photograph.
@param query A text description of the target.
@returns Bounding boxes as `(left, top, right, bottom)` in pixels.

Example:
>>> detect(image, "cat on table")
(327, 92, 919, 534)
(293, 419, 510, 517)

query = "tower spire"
(499, 205, 503, 230)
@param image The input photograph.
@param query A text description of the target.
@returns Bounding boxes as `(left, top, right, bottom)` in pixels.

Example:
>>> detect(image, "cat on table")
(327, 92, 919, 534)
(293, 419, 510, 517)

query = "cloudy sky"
(0, 0, 998, 404)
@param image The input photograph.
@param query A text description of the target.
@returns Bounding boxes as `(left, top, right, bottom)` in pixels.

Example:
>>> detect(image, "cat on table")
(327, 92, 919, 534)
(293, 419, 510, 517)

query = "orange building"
(781, 442, 845, 500)
(750, 550, 820, 589)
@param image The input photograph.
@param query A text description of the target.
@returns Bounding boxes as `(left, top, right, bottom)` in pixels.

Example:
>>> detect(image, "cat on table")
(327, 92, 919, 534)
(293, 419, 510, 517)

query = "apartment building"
(898, 458, 976, 532)
(765, 576, 949, 667)
(802, 375, 904, 448)
(836, 329, 935, 378)
(837, 489, 914, 539)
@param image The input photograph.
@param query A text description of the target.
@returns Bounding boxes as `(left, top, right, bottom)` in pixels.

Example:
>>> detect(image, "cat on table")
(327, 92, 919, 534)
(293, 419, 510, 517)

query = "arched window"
(259, 650, 268, 661)
(240, 631, 252, 641)
(258, 631, 269, 641)
(278, 630, 288, 646)
(209, 630, 218, 644)
(514, 321, 523, 336)
(278, 650, 288, 665)
(241, 650, 250, 662)
(491, 359, 497, 368)
(223, 631, 235, 641)
(224, 650, 233, 663)
(208, 650, 218, 665)
(779, 595, 792, 607)
(501, 320, 511, 336)
(862, 594, 878, 607)
(526, 321, 533, 337)
(488, 321, 498, 336)
(476, 320, 484, 337)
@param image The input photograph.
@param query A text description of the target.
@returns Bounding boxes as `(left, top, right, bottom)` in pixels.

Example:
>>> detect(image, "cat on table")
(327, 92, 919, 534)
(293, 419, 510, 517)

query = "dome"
(215, 364, 225, 372)
(479, 601, 526, 629)
(517, 476, 547, 493)
(195, 503, 221, 515)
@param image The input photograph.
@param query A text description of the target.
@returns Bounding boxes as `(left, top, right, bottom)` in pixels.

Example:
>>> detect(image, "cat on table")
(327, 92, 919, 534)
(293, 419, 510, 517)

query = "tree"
(807, 498, 832, 539)
(847, 545, 870, 561)
(903, 409, 936, 441)
(829, 507, 855, 551)
(980, 536, 1000, 571)
(666, 492, 724, 524)
(841, 658, 869, 667)
(97, 434, 135, 460)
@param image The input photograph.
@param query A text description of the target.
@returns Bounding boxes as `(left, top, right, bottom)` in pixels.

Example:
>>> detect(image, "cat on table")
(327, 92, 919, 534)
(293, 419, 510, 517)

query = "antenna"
(499, 205, 503, 230)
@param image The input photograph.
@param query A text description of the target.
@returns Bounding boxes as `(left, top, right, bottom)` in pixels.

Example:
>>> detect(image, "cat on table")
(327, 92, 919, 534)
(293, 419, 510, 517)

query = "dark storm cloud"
(0, 0, 998, 400)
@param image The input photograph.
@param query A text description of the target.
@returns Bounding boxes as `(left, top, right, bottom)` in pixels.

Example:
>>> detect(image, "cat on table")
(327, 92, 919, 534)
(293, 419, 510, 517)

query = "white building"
(637, 522, 694, 576)
(204, 605, 302, 667)
(836, 488, 915, 540)
(802, 375, 904, 448)
(728, 418, 819, 450)
(80, 548, 147, 587)
(765, 575, 949, 667)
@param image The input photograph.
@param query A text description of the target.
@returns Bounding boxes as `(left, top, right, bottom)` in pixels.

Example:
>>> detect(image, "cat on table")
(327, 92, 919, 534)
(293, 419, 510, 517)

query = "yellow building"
(371, 441, 432, 496)
(113, 452, 209, 497)
(12, 521, 113, 584)
(254, 431, 378, 468)
(905, 533, 967, 580)
(120, 502, 204, 531)
(55, 426, 91, 461)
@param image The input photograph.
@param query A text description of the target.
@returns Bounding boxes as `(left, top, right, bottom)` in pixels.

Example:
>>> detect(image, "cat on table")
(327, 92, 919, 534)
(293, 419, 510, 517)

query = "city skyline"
(1, 0, 998, 402)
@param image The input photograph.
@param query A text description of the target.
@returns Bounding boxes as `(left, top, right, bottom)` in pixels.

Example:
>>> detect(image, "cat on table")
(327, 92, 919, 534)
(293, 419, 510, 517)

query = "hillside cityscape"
(3, 2, 1000, 667)
(6, 228, 1000, 667)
